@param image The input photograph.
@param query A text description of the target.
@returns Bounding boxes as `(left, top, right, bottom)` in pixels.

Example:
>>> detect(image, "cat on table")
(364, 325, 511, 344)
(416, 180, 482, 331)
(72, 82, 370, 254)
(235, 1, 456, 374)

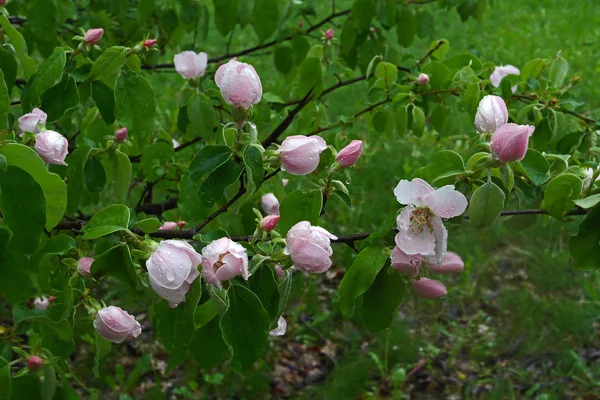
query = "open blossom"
(34, 296, 50, 310)
(93, 306, 142, 343)
(412, 278, 447, 299)
(336, 140, 363, 168)
(84, 28, 104, 45)
(159, 221, 178, 231)
(18, 108, 47, 134)
(215, 59, 262, 109)
(394, 178, 468, 264)
(280, 135, 327, 175)
(77, 257, 94, 277)
(174, 51, 208, 79)
(201, 238, 249, 288)
(490, 64, 520, 92)
(35, 130, 69, 166)
(285, 221, 337, 273)
(261, 193, 280, 215)
(147, 240, 202, 307)
(475, 95, 508, 134)
(269, 317, 287, 337)
(417, 73, 430, 85)
(490, 123, 535, 162)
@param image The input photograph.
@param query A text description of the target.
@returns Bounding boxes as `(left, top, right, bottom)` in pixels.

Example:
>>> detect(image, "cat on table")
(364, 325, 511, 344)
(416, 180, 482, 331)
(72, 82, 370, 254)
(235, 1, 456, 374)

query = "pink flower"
(285, 221, 337, 273)
(412, 278, 447, 299)
(93, 306, 142, 343)
(261, 193, 280, 215)
(260, 215, 280, 232)
(279, 135, 327, 175)
(77, 257, 94, 277)
(143, 39, 157, 48)
(325, 28, 334, 40)
(490, 64, 520, 92)
(174, 51, 208, 79)
(34, 296, 50, 310)
(394, 178, 468, 264)
(336, 140, 363, 168)
(34, 130, 69, 166)
(114, 127, 128, 142)
(27, 356, 43, 371)
(159, 221, 178, 231)
(147, 240, 202, 307)
(269, 316, 287, 337)
(475, 95, 508, 134)
(215, 59, 262, 109)
(390, 247, 422, 277)
(84, 28, 104, 45)
(490, 123, 535, 162)
(417, 73, 430, 85)
(421, 251, 464, 274)
(201, 237, 249, 289)
(18, 108, 47, 134)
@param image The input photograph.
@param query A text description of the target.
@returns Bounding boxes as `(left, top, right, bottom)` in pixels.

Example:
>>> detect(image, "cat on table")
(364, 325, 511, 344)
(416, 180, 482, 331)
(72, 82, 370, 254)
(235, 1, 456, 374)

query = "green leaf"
(90, 243, 140, 292)
(252, 0, 279, 42)
(0, 144, 67, 230)
(12, 304, 72, 341)
(115, 69, 156, 150)
(292, 35, 310, 64)
(360, 267, 406, 332)
(124, 354, 152, 393)
(274, 45, 294, 75)
(0, 69, 9, 130)
(396, 7, 418, 48)
(168, 279, 202, 371)
(296, 57, 322, 99)
(248, 265, 280, 323)
(82, 204, 131, 240)
(352, 0, 376, 30)
(131, 218, 162, 233)
(194, 300, 219, 330)
(141, 142, 174, 181)
(40, 365, 56, 400)
(549, 56, 568, 87)
(243, 144, 264, 194)
(431, 104, 450, 134)
(220, 284, 271, 373)
(214, 0, 239, 36)
(189, 316, 229, 370)
(93, 333, 111, 377)
(464, 82, 480, 120)
(0, 47, 17, 95)
(0, 166, 45, 254)
(468, 182, 506, 230)
(100, 150, 131, 205)
(276, 269, 292, 322)
(573, 194, 600, 210)
(278, 189, 323, 233)
(0, 357, 11, 400)
(187, 92, 216, 138)
(521, 58, 546, 82)
(199, 158, 244, 207)
(413, 150, 465, 186)
(544, 174, 582, 220)
(84, 157, 107, 193)
(411, 105, 425, 137)
(89, 46, 129, 82)
(518, 149, 550, 186)
(395, 105, 408, 135)
(40, 74, 79, 122)
(429, 39, 450, 60)
(92, 80, 116, 124)
(0, 15, 35, 80)
(65, 145, 91, 214)
(22, 49, 66, 110)
(189, 145, 233, 182)
(338, 245, 388, 315)
(569, 205, 600, 270)
(331, 179, 351, 208)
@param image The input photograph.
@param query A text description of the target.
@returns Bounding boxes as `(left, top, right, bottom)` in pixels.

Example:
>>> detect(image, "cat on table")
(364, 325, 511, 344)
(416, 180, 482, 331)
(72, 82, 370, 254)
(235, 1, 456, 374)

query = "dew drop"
(166, 270, 175, 282)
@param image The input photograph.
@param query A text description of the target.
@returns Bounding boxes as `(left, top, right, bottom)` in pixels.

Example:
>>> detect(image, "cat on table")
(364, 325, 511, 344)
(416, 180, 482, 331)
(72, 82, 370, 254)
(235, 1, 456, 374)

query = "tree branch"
(261, 88, 316, 147)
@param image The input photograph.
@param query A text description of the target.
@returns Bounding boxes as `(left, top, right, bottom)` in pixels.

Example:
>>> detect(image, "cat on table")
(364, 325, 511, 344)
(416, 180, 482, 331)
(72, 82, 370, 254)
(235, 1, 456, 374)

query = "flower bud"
(298, 21, 304, 28)
(411, 278, 447, 299)
(474, 95, 508, 134)
(143, 39, 157, 48)
(275, 264, 285, 278)
(159, 221, 178, 231)
(201, 238, 249, 288)
(279, 135, 327, 175)
(34, 296, 49, 310)
(93, 306, 142, 343)
(325, 28, 334, 40)
(260, 215, 280, 232)
(114, 127, 128, 143)
(390, 247, 422, 277)
(285, 221, 337, 273)
(269, 316, 287, 337)
(215, 59, 262, 110)
(34, 130, 69, 166)
(174, 51, 208, 79)
(27, 356, 43, 371)
(18, 108, 47, 134)
(282, 179, 289, 187)
(0, 0, 6, 7)
(77, 257, 94, 277)
(261, 193, 280, 215)
(48, 296, 56, 303)
(490, 123, 535, 162)
(490, 64, 520, 92)
(417, 73, 430, 85)
(84, 28, 104, 45)
(177, 221, 187, 229)
(422, 251, 464, 274)
(336, 140, 363, 168)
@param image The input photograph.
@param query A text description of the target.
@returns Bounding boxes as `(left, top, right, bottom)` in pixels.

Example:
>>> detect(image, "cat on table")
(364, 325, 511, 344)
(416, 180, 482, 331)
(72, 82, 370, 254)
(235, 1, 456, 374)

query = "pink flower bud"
(285, 221, 337, 273)
(260, 215, 280, 232)
(93, 306, 142, 343)
(422, 251, 464, 274)
(18, 108, 47, 134)
(325, 28, 334, 40)
(282, 179, 289, 187)
(159, 221, 178, 231)
(417, 73, 430, 85)
(34, 296, 50, 310)
(143, 39, 157, 48)
(411, 278, 447, 299)
(147, 240, 202, 307)
(201, 238, 249, 288)
(275, 264, 285, 278)
(114, 127, 128, 142)
(336, 140, 363, 168)
(269, 316, 287, 337)
(84, 28, 104, 45)
(27, 356, 43, 371)
(34, 130, 69, 166)
(48, 296, 56, 303)
(490, 123, 535, 162)
(475, 95, 508, 134)
(261, 193, 280, 215)
(215, 59, 262, 110)
(390, 247, 422, 277)
(490, 64, 520, 92)
(0, 0, 6, 7)
(77, 257, 94, 277)
(177, 221, 187, 229)
(279, 135, 327, 175)
(174, 51, 208, 79)
(298, 21, 304, 28)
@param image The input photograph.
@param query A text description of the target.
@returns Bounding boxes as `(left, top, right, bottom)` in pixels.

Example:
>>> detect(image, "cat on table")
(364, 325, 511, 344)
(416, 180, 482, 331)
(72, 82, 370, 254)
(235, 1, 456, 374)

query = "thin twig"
(261, 88, 316, 147)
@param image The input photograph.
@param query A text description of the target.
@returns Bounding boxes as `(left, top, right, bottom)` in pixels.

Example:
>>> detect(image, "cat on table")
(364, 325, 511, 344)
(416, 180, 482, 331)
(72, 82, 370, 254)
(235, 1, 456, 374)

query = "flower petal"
(393, 178, 434, 207)
(425, 185, 468, 218)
